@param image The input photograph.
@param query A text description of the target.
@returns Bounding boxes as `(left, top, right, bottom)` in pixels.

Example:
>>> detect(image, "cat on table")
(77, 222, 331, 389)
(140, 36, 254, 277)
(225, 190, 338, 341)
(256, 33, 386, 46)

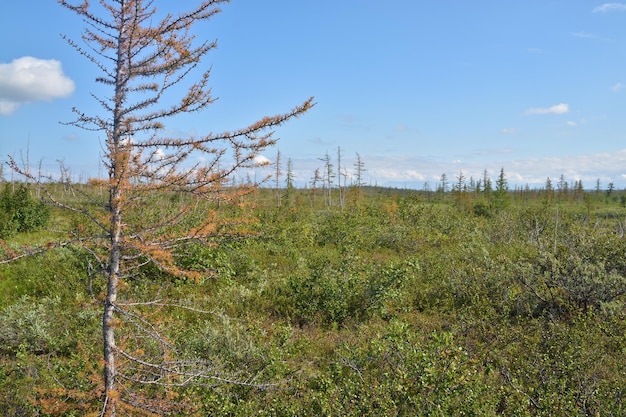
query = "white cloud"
(525, 103, 569, 115)
(144, 148, 168, 175)
(0, 56, 75, 115)
(369, 168, 426, 182)
(367, 149, 626, 188)
(593, 3, 626, 13)
(566, 121, 577, 126)
(272, 148, 626, 189)
(153, 148, 166, 160)
(0, 101, 20, 115)
(254, 155, 271, 165)
(501, 128, 516, 135)
(611, 82, 625, 92)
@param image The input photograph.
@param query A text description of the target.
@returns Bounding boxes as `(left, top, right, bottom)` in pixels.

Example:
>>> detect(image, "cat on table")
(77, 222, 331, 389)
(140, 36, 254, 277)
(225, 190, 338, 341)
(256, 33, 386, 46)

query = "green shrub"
(0, 184, 50, 238)
(308, 322, 496, 416)
(269, 255, 414, 327)
(491, 316, 626, 416)
(0, 296, 76, 355)
(531, 250, 626, 314)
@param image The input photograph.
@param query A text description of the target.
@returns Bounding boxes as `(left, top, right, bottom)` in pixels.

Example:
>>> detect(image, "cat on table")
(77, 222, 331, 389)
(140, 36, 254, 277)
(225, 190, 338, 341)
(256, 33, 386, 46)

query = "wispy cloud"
(394, 124, 410, 132)
(0, 56, 75, 115)
(336, 113, 372, 132)
(593, 3, 626, 13)
(501, 128, 516, 135)
(309, 136, 325, 145)
(525, 103, 569, 115)
(611, 82, 625, 92)
(570, 31, 600, 39)
(337, 114, 357, 124)
(63, 133, 79, 142)
(566, 121, 577, 127)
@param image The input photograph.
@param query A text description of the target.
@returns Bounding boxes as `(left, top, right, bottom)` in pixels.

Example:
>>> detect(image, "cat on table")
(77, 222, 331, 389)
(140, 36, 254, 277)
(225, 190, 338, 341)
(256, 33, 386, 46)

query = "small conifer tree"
(494, 167, 510, 210)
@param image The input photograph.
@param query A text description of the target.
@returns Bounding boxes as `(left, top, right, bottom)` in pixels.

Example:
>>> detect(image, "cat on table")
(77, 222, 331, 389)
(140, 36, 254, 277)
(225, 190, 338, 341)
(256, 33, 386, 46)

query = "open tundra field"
(1, 182, 625, 416)
(3, 0, 626, 415)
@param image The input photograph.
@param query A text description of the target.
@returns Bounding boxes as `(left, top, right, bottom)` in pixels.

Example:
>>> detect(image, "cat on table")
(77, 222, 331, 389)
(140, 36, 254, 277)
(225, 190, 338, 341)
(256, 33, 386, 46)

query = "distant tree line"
(269, 155, 625, 213)
(272, 147, 368, 210)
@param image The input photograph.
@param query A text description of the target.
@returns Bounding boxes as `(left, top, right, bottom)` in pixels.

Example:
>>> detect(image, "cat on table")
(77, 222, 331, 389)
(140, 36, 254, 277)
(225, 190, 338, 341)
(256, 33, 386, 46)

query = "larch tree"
(274, 149, 282, 207)
(7, 0, 312, 415)
(352, 152, 366, 205)
(336, 146, 343, 210)
(545, 177, 554, 202)
(285, 157, 295, 203)
(482, 169, 492, 197)
(309, 167, 322, 207)
(439, 173, 448, 194)
(353, 153, 366, 188)
(318, 151, 334, 207)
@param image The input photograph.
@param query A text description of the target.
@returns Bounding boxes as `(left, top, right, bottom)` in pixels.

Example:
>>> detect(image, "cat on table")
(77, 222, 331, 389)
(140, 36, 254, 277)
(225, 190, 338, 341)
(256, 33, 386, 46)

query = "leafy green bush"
(526, 249, 626, 314)
(0, 296, 80, 355)
(302, 322, 496, 416)
(507, 214, 626, 316)
(268, 255, 414, 327)
(491, 316, 626, 416)
(0, 184, 50, 238)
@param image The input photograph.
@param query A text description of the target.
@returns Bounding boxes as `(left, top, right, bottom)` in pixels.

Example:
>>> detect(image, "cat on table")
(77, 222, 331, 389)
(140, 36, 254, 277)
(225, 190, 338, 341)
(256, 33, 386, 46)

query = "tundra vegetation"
(1, 174, 625, 416)
(2, 0, 625, 414)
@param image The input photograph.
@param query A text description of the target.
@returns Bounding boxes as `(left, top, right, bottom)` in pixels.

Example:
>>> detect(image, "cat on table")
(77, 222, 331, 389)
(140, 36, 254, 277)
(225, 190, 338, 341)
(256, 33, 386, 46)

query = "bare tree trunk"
(103, 267, 119, 416)
(103, 184, 123, 416)
(337, 147, 342, 211)
(102, 29, 128, 412)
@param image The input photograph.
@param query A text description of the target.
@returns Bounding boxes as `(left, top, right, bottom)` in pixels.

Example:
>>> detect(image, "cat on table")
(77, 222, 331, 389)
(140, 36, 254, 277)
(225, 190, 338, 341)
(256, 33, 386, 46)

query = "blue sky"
(1, 1, 625, 189)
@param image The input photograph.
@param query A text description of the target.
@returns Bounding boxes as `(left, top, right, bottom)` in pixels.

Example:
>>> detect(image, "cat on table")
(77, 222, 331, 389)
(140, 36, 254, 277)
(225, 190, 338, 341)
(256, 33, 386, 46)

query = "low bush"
(0, 184, 50, 238)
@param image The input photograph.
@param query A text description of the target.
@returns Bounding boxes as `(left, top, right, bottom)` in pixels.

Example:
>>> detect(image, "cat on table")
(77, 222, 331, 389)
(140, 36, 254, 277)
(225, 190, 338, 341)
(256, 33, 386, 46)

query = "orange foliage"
(43, 0, 315, 414)
(384, 200, 399, 220)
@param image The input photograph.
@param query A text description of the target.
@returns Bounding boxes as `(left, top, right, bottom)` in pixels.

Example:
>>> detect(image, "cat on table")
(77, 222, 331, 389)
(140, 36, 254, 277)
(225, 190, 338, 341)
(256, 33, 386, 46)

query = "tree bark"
(103, 182, 123, 416)
(102, 21, 129, 412)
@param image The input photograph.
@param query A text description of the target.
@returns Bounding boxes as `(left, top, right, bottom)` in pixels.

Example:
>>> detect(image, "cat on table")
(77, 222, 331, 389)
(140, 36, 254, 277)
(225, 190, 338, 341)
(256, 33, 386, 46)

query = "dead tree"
(7, 0, 313, 415)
